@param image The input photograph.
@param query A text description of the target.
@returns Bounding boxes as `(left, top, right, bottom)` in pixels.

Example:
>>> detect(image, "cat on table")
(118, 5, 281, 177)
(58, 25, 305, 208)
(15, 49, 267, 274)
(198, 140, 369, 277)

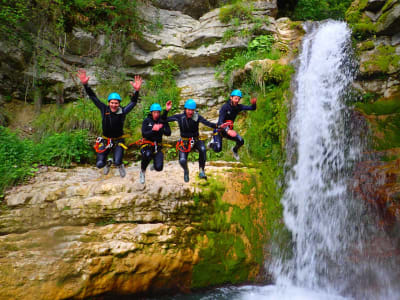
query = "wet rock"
(376, 3, 400, 36)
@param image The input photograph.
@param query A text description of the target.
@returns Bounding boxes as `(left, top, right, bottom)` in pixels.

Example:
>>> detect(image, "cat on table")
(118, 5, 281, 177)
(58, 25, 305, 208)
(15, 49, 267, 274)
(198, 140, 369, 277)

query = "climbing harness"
(94, 135, 128, 153)
(219, 120, 234, 131)
(94, 137, 113, 153)
(130, 138, 172, 153)
(176, 137, 195, 153)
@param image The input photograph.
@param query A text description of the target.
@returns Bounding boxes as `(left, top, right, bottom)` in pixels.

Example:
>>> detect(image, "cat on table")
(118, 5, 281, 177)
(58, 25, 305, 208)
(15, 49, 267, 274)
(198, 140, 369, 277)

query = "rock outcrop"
(0, 1, 279, 108)
(0, 161, 271, 299)
(347, 0, 400, 235)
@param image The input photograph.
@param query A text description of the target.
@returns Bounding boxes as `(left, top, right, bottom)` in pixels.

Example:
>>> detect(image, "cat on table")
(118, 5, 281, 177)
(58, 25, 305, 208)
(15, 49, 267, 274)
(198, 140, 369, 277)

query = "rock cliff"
(0, 161, 272, 299)
(347, 0, 400, 234)
(0, 1, 278, 108)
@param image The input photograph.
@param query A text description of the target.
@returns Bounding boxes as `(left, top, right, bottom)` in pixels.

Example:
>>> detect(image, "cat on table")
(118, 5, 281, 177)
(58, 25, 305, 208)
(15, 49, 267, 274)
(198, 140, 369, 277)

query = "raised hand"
(152, 123, 163, 131)
(77, 69, 89, 85)
(227, 129, 237, 138)
(251, 97, 257, 105)
(166, 100, 172, 112)
(130, 75, 143, 91)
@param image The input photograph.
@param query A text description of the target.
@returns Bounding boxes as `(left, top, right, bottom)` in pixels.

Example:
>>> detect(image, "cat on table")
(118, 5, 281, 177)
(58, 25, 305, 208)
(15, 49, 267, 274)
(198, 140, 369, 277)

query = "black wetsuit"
(140, 111, 171, 172)
(212, 100, 256, 153)
(84, 84, 138, 167)
(167, 112, 216, 170)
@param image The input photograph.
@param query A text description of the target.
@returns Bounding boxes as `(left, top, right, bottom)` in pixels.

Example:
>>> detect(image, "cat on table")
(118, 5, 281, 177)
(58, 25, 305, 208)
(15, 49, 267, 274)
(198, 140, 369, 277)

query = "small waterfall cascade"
(271, 20, 400, 300)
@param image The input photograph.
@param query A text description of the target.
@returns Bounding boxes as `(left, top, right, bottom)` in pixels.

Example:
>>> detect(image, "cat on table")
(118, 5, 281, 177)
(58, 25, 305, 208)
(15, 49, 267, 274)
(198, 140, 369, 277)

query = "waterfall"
(270, 20, 400, 300)
(166, 19, 400, 300)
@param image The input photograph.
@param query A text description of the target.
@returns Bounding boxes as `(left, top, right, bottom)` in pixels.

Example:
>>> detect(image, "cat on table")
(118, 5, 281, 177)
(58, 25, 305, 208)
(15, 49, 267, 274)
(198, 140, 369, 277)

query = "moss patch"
(362, 45, 400, 74)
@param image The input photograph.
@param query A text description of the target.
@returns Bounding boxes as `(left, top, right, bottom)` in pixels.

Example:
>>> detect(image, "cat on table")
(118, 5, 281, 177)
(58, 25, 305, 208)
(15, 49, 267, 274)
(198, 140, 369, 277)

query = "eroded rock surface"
(0, 161, 270, 299)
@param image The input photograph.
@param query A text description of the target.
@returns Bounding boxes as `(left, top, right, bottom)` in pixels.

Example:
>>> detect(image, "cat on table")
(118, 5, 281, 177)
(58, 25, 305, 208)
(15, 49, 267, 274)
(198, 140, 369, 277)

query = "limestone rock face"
(0, 1, 279, 107)
(0, 161, 270, 299)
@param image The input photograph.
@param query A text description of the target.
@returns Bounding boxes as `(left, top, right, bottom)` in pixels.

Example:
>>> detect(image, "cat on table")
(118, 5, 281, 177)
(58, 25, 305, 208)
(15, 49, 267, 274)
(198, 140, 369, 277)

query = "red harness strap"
(176, 138, 194, 153)
(94, 137, 113, 153)
(219, 120, 234, 131)
(129, 138, 156, 148)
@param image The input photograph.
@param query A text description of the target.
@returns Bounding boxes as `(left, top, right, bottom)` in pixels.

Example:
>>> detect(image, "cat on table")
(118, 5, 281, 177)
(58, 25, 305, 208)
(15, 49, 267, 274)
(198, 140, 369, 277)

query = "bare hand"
(251, 97, 257, 105)
(227, 130, 237, 137)
(77, 69, 89, 85)
(130, 75, 143, 91)
(166, 100, 172, 112)
(152, 123, 163, 131)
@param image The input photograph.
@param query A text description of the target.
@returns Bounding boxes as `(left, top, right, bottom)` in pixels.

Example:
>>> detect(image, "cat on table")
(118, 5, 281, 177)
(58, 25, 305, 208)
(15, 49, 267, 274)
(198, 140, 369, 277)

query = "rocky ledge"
(0, 161, 271, 299)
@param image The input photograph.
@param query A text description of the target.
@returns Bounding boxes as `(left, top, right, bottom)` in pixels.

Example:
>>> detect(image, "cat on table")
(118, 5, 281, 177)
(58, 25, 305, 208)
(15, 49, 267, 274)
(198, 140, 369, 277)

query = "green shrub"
(0, 127, 93, 196)
(0, 127, 35, 196)
(35, 130, 93, 167)
(290, 0, 353, 21)
(219, 2, 253, 24)
(216, 35, 280, 85)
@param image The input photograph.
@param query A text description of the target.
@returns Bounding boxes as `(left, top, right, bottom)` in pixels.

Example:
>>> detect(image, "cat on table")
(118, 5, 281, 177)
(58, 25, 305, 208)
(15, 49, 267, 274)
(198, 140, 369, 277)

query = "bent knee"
(96, 161, 106, 168)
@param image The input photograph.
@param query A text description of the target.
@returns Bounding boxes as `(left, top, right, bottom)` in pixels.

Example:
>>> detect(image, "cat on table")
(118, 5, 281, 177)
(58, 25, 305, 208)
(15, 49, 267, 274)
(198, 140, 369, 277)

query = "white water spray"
(270, 20, 400, 300)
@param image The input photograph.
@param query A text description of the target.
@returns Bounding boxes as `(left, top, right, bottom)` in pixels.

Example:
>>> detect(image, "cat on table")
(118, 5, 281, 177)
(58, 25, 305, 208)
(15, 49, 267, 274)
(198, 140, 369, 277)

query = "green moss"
(358, 40, 375, 51)
(362, 45, 400, 74)
(219, 2, 253, 24)
(356, 98, 400, 115)
(191, 232, 250, 288)
(345, 0, 377, 40)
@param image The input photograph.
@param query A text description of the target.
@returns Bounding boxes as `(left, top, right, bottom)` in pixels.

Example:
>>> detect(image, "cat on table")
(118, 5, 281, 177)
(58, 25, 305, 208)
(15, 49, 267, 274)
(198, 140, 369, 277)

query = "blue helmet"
(108, 92, 122, 102)
(184, 99, 196, 109)
(230, 89, 242, 98)
(150, 103, 162, 112)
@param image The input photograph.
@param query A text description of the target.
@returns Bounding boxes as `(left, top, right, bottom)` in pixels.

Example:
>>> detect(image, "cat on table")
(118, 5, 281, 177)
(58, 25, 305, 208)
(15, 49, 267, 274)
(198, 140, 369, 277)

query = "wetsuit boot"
(140, 169, 145, 184)
(199, 168, 207, 180)
(103, 159, 112, 175)
(184, 168, 190, 182)
(118, 164, 126, 178)
(231, 147, 240, 161)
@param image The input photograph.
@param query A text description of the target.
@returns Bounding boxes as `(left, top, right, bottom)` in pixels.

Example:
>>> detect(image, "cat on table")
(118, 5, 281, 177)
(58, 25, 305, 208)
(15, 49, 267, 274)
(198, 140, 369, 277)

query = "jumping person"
(139, 101, 172, 184)
(210, 89, 256, 160)
(77, 69, 143, 177)
(167, 99, 217, 182)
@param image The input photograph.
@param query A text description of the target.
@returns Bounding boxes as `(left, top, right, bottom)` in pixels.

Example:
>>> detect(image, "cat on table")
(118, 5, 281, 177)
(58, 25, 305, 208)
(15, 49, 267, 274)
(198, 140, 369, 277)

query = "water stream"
(160, 20, 400, 300)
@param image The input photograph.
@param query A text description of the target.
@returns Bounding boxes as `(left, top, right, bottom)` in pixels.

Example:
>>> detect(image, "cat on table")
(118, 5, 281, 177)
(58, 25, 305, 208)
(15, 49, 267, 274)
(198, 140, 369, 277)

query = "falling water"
(164, 20, 400, 300)
(270, 20, 400, 300)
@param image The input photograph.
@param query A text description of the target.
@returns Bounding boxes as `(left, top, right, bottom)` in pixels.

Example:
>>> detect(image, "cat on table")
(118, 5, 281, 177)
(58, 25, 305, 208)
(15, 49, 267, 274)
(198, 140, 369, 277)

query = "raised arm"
(77, 69, 106, 111)
(239, 98, 257, 111)
(124, 75, 143, 114)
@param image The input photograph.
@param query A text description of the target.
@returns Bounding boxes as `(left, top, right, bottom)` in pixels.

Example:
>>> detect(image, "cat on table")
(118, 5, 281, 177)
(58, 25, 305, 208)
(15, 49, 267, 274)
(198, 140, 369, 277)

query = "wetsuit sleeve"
(160, 111, 171, 136)
(123, 91, 139, 114)
(238, 103, 256, 111)
(217, 105, 227, 126)
(166, 114, 179, 123)
(163, 121, 171, 136)
(142, 118, 153, 136)
(199, 115, 217, 129)
(84, 84, 107, 112)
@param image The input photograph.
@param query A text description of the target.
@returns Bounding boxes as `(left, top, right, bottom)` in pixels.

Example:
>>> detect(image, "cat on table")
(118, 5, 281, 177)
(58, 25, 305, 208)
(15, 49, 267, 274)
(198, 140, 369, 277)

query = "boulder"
(376, 3, 400, 36)
(176, 67, 227, 107)
(65, 28, 104, 56)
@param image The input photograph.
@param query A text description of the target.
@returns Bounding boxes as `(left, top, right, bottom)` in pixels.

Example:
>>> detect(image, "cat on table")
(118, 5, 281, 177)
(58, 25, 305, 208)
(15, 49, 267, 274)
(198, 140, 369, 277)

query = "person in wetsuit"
(77, 69, 143, 177)
(139, 101, 172, 184)
(167, 99, 217, 182)
(210, 89, 257, 160)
